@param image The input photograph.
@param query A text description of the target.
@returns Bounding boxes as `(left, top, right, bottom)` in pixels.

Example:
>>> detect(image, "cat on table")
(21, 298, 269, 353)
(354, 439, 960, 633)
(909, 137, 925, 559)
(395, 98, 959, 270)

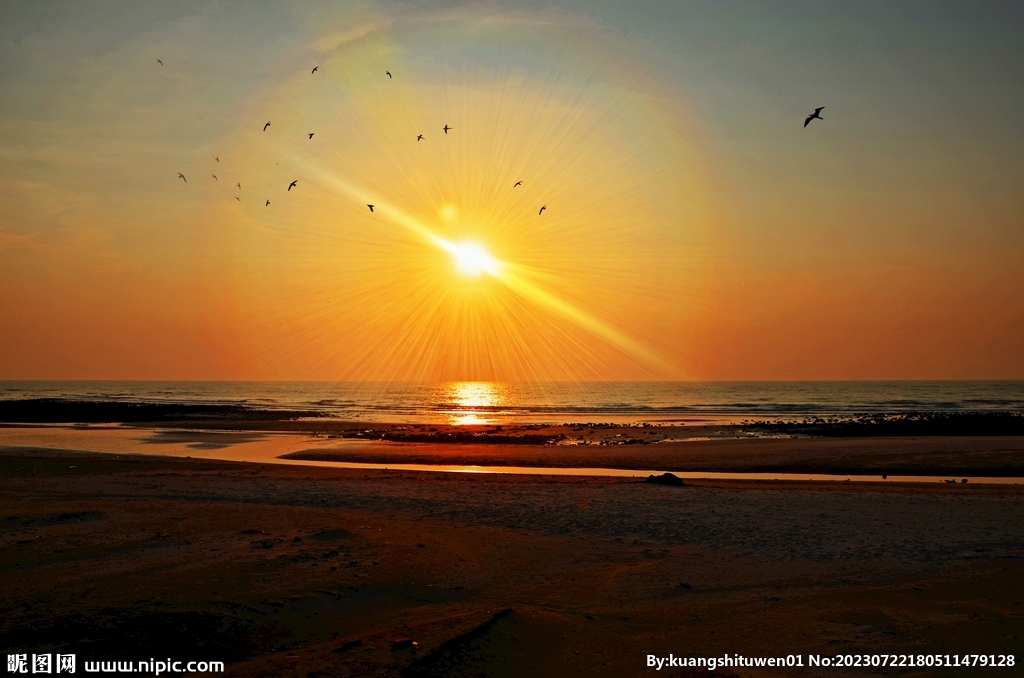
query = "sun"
(452, 242, 500, 277)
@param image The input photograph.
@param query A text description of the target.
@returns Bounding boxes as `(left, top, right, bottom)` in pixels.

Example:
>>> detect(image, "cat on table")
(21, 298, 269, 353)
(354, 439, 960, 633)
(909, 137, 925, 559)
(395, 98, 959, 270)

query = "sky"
(1, 0, 1022, 381)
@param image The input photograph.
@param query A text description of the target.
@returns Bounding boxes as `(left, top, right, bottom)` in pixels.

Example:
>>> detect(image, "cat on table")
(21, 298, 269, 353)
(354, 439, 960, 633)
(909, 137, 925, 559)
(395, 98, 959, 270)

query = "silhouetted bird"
(538, 205, 546, 215)
(804, 107, 824, 127)
(386, 70, 392, 79)
(214, 156, 219, 163)
(266, 200, 270, 206)
(417, 134, 424, 141)
(367, 205, 374, 212)
(311, 66, 318, 74)
(157, 59, 162, 66)
(177, 173, 186, 183)
(263, 121, 271, 131)
(288, 180, 297, 191)
(235, 196, 240, 201)
(513, 181, 522, 188)
(308, 133, 314, 139)
(443, 124, 451, 134)
(236, 182, 241, 189)
(212, 174, 217, 180)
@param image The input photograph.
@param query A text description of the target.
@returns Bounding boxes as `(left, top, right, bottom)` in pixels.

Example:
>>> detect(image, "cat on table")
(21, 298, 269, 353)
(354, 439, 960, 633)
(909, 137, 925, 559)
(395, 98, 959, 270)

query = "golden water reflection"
(440, 382, 515, 425)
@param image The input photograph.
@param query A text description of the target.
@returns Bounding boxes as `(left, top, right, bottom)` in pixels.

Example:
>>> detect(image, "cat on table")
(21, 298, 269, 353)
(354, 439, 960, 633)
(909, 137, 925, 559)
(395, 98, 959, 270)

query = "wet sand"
(286, 435, 1024, 477)
(3, 424, 1024, 478)
(2, 447, 1023, 677)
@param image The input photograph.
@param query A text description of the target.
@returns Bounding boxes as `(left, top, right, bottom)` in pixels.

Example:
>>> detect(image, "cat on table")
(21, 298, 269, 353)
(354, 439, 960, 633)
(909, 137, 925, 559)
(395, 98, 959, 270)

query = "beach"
(3, 393, 1024, 675)
(3, 420, 1024, 478)
(3, 435, 1023, 676)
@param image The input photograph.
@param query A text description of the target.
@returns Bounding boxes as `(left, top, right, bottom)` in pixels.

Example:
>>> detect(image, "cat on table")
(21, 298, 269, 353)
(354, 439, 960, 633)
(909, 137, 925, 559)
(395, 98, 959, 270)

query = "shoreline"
(3, 423, 1024, 483)
(2, 397, 1024, 435)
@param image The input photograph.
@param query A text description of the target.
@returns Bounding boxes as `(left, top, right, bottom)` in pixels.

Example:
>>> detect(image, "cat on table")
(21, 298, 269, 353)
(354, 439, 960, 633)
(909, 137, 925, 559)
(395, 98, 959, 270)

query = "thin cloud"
(0, 228, 43, 249)
(312, 22, 383, 53)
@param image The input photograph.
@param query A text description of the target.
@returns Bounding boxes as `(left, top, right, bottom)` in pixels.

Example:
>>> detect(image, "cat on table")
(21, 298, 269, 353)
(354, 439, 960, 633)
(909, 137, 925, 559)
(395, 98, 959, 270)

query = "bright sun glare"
(452, 242, 500, 277)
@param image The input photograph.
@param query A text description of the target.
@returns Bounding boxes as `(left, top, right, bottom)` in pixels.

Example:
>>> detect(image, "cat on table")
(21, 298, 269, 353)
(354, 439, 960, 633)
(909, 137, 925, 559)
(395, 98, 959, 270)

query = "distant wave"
(2, 381, 1023, 424)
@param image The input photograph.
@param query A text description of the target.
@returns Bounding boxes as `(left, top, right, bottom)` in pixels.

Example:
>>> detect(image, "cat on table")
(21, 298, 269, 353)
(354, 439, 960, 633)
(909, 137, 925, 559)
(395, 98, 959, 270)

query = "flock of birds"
(169, 63, 538, 214)
(166, 58, 825, 217)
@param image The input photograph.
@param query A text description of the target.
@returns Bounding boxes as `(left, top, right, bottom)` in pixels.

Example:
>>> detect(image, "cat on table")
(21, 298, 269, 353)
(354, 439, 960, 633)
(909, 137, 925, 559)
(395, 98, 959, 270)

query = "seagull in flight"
(236, 182, 241, 189)
(157, 59, 162, 66)
(443, 124, 451, 134)
(308, 133, 314, 139)
(513, 181, 522, 188)
(367, 204, 374, 212)
(538, 205, 546, 215)
(311, 66, 318, 74)
(266, 199, 270, 206)
(386, 70, 392, 79)
(804, 107, 825, 127)
(417, 134, 424, 141)
(211, 174, 217, 181)
(235, 196, 240, 201)
(214, 156, 219, 163)
(263, 121, 271, 131)
(288, 180, 297, 191)
(177, 173, 186, 183)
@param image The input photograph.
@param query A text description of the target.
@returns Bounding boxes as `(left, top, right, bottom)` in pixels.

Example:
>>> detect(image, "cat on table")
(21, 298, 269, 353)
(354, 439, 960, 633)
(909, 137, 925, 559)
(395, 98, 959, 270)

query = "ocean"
(2, 381, 1023, 426)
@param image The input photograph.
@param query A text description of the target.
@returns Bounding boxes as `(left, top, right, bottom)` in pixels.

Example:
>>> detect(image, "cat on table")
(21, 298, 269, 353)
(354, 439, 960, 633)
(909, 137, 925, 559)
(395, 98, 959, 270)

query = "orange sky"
(1, 1, 1022, 380)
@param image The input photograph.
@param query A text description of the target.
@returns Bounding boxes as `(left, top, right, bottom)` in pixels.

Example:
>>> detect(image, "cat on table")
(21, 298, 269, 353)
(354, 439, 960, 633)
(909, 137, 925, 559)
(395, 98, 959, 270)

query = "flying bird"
(311, 66, 318, 74)
(236, 182, 241, 189)
(417, 134, 424, 141)
(804, 107, 825, 127)
(211, 174, 217, 180)
(386, 70, 392, 79)
(538, 205, 546, 215)
(288, 180, 297, 191)
(513, 181, 522, 188)
(263, 121, 271, 131)
(443, 124, 451, 134)
(214, 156, 219, 163)
(265, 200, 270, 206)
(157, 59, 162, 66)
(235, 196, 240, 202)
(308, 133, 314, 139)
(367, 205, 374, 212)
(177, 172, 186, 183)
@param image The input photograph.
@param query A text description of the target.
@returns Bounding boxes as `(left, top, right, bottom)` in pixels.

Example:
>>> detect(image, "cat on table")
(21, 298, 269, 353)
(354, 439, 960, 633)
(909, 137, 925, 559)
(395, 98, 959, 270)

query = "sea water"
(2, 381, 1023, 425)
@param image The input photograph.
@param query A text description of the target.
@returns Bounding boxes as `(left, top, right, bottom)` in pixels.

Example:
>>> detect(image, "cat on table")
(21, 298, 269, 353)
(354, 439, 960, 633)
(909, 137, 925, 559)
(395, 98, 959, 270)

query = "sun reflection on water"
(440, 382, 514, 425)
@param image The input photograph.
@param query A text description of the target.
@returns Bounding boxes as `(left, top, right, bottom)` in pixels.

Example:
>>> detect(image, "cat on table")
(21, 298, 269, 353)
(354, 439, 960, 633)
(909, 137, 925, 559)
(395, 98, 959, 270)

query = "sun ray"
(283, 155, 666, 370)
(207, 6, 713, 382)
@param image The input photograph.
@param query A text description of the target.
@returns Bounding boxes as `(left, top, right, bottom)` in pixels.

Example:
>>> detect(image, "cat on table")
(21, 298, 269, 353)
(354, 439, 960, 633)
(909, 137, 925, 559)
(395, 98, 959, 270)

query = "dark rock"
(645, 473, 685, 487)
